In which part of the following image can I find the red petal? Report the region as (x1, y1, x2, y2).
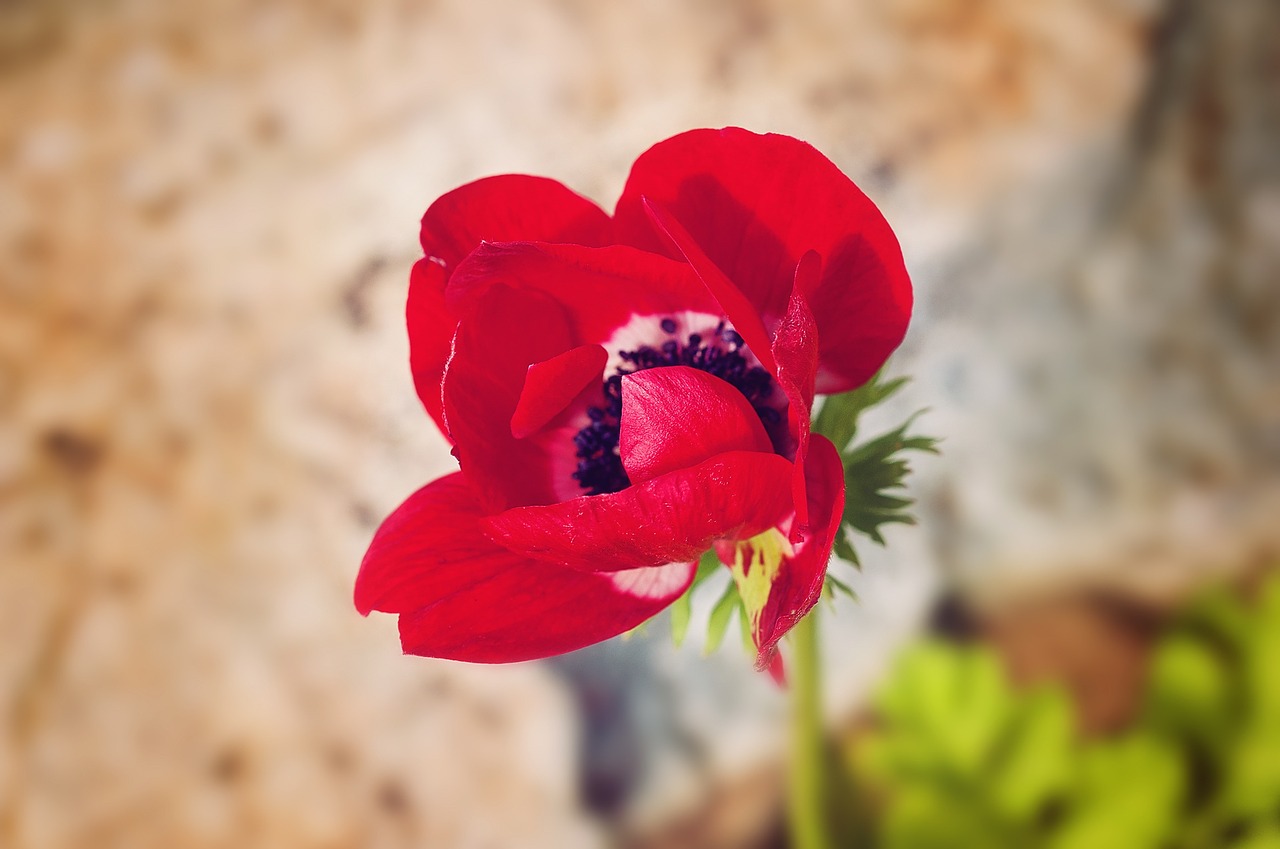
(407, 257, 453, 435)
(620, 366, 772, 483)
(399, 559, 695, 663)
(615, 127, 911, 391)
(767, 652, 787, 686)
(356, 473, 693, 662)
(420, 174, 612, 272)
(447, 242, 716, 346)
(771, 251, 822, 531)
(640, 198, 777, 374)
(409, 176, 612, 432)
(752, 434, 846, 668)
(442, 284, 577, 511)
(484, 450, 795, 572)
(355, 473, 504, 617)
(511, 345, 607, 439)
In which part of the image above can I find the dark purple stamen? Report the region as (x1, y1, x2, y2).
(572, 318, 778, 496)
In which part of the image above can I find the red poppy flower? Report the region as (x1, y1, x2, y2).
(355, 128, 911, 670)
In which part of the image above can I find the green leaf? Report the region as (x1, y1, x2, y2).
(671, 550, 723, 648)
(1144, 633, 1232, 748)
(1049, 733, 1185, 849)
(841, 415, 939, 548)
(988, 687, 1076, 822)
(824, 571, 859, 602)
(943, 648, 1015, 778)
(833, 528, 862, 568)
(670, 591, 692, 648)
(1181, 584, 1253, 654)
(1232, 825, 1280, 849)
(738, 593, 756, 654)
(882, 785, 1018, 849)
(854, 642, 1082, 849)
(811, 367, 938, 568)
(1213, 575, 1280, 822)
(850, 576, 1280, 849)
(704, 580, 739, 656)
(1220, 725, 1280, 821)
(813, 369, 910, 451)
(870, 643, 1014, 782)
(1246, 574, 1280, 728)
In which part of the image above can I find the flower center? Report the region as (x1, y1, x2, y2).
(572, 317, 781, 496)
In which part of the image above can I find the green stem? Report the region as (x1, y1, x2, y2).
(789, 606, 833, 849)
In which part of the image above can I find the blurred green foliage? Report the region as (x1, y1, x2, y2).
(846, 574, 1280, 849)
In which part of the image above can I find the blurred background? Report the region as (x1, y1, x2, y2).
(1, 0, 1278, 847)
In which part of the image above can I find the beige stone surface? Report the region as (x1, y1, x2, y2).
(10, 0, 1274, 846)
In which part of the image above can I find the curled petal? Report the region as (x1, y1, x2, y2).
(483, 450, 795, 572)
(356, 473, 693, 662)
(771, 251, 822, 530)
(511, 345, 607, 439)
(620, 366, 772, 483)
(447, 242, 717, 346)
(615, 127, 911, 391)
(725, 434, 846, 669)
(640, 198, 777, 373)
(442, 284, 577, 511)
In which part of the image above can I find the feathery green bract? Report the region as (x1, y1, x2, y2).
(813, 372, 909, 453)
(813, 370, 938, 569)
